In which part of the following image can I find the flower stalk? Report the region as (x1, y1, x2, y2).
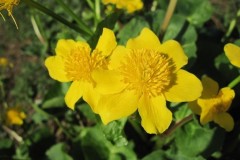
(159, 0, 178, 38)
(228, 75, 240, 89)
(22, 0, 92, 38)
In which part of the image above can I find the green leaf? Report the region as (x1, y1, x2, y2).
(46, 143, 73, 160)
(145, 9, 165, 36)
(80, 127, 111, 160)
(118, 16, 150, 45)
(175, 120, 225, 157)
(142, 150, 167, 160)
(110, 144, 137, 160)
(102, 118, 128, 146)
(0, 138, 12, 149)
(42, 96, 65, 109)
(176, 0, 213, 27)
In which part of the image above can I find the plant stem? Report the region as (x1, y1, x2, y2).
(94, 0, 101, 27)
(22, 0, 92, 37)
(2, 125, 23, 143)
(228, 75, 240, 88)
(159, 0, 178, 38)
(54, 0, 93, 35)
(164, 114, 193, 136)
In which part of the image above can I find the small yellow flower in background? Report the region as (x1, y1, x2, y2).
(5, 106, 26, 126)
(224, 43, 240, 68)
(189, 76, 235, 132)
(0, 57, 9, 67)
(0, 0, 19, 28)
(102, 0, 143, 13)
(93, 28, 202, 134)
(45, 28, 117, 111)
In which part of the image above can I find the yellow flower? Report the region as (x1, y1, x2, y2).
(102, 0, 143, 13)
(224, 43, 240, 68)
(189, 76, 235, 132)
(45, 28, 117, 111)
(0, 0, 19, 28)
(5, 106, 26, 126)
(93, 28, 202, 134)
(0, 57, 9, 67)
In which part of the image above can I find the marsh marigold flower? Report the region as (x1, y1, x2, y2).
(45, 28, 117, 111)
(224, 43, 240, 68)
(93, 28, 202, 134)
(102, 0, 143, 13)
(189, 76, 235, 132)
(0, 0, 19, 28)
(5, 106, 26, 125)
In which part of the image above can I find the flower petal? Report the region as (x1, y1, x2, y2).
(82, 83, 101, 113)
(198, 98, 214, 125)
(214, 112, 234, 132)
(188, 101, 201, 115)
(138, 95, 172, 134)
(55, 39, 77, 57)
(65, 81, 84, 110)
(95, 28, 117, 56)
(224, 43, 240, 68)
(159, 40, 188, 70)
(126, 28, 161, 50)
(98, 90, 139, 124)
(109, 46, 130, 69)
(201, 75, 219, 98)
(165, 70, 202, 102)
(218, 87, 235, 112)
(45, 56, 70, 82)
(92, 70, 126, 94)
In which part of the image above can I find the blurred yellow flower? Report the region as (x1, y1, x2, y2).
(0, 0, 19, 28)
(93, 28, 202, 134)
(45, 28, 117, 111)
(189, 76, 235, 132)
(5, 106, 26, 126)
(102, 0, 143, 13)
(224, 43, 240, 68)
(0, 57, 9, 67)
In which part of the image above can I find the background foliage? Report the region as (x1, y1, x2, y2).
(0, 0, 240, 159)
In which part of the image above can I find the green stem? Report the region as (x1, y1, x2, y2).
(228, 75, 240, 88)
(54, 0, 93, 35)
(159, 0, 178, 38)
(164, 114, 193, 136)
(94, 0, 101, 26)
(22, 0, 92, 37)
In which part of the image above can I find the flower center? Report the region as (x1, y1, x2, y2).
(119, 49, 176, 97)
(64, 46, 108, 83)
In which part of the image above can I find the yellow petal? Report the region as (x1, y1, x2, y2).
(82, 83, 101, 113)
(98, 90, 139, 124)
(92, 70, 126, 94)
(201, 75, 219, 98)
(138, 95, 172, 134)
(165, 70, 202, 102)
(45, 56, 70, 82)
(126, 28, 161, 50)
(109, 46, 130, 69)
(55, 39, 77, 57)
(218, 87, 235, 112)
(65, 81, 84, 110)
(95, 28, 117, 56)
(159, 40, 188, 70)
(198, 98, 214, 125)
(224, 43, 240, 68)
(214, 112, 234, 132)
